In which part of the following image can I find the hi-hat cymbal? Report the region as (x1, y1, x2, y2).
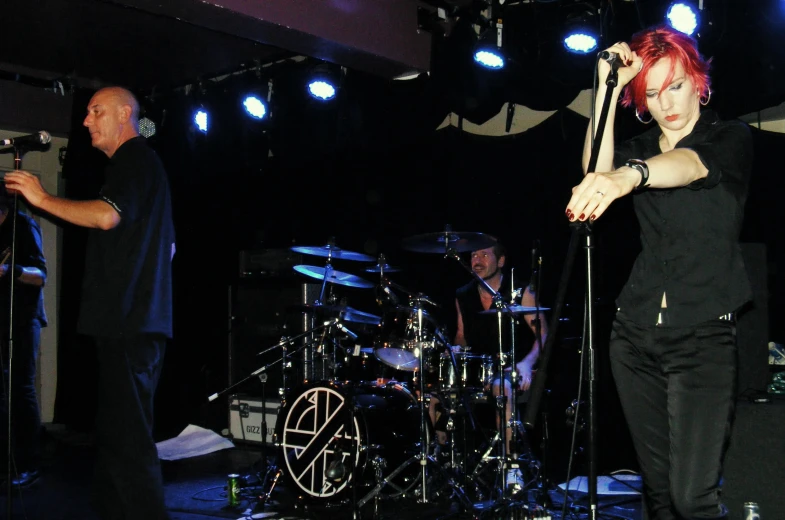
(293, 265, 374, 288)
(364, 263, 401, 273)
(291, 244, 374, 262)
(478, 305, 550, 315)
(402, 231, 497, 253)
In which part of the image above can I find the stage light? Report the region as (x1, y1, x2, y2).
(242, 95, 267, 120)
(194, 109, 208, 133)
(473, 23, 505, 70)
(307, 80, 337, 101)
(666, 2, 700, 36)
(564, 32, 598, 54)
(563, 9, 600, 55)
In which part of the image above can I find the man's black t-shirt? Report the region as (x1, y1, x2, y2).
(77, 137, 174, 338)
(455, 277, 533, 362)
(0, 211, 47, 327)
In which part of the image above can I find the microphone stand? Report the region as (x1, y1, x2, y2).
(6, 147, 24, 510)
(524, 56, 618, 520)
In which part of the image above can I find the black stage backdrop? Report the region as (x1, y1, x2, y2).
(53, 84, 784, 480)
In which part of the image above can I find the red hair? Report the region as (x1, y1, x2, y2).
(620, 25, 711, 114)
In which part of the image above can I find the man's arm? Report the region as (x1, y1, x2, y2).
(5, 171, 120, 230)
(454, 299, 467, 347)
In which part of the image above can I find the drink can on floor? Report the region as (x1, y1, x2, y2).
(744, 502, 760, 520)
(227, 473, 240, 507)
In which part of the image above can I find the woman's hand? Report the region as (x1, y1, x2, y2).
(598, 42, 643, 89)
(566, 168, 640, 222)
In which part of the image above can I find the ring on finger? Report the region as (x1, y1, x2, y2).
(596, 190, 605, 196)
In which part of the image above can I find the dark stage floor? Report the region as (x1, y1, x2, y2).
(3, 396, 781, 520)
(0, 424, 644, 520)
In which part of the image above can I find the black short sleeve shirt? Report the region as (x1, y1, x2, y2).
(613, 110, 753, 327)
(77, 137, 175, 338)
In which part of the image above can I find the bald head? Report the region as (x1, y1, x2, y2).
(84, 86, 141, 157)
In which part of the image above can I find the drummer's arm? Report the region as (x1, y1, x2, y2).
(454, 299, 468, 347)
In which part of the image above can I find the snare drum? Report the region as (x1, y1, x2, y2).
(438, 351, 494, 390)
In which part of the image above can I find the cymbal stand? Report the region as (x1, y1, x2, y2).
(207, 320, 336, 404)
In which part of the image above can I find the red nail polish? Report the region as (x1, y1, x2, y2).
(569, 214, 575, 222)
(579, 213, 585, 220)
(590, 214, 597, 221)
(565, 209, 571, 217)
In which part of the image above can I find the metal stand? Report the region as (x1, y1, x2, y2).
(523, 55, 620, 519)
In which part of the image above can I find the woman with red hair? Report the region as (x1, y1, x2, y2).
(566, 25, 753, 520)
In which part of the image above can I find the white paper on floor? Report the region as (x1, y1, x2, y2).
(156, 424, 235, 461)
(558, 474, 642, 495)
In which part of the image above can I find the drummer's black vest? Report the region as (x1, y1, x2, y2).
(455, 277, 533, 362)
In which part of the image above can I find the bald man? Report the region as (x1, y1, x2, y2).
(6, 86, 175, 520)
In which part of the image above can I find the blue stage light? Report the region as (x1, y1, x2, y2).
(307, 80, 337, 101)
(242, 95, 267, 119)
(474, 48, 505, 70)
(666, 2, 700, 36)
(564, 32, 599, 54)
(194, 109, 208, 133)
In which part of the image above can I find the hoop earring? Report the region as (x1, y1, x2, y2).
(700, 89, 711, 106)
(635, 109, 653, 124)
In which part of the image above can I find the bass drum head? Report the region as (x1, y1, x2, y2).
(277, 381, 420, 503)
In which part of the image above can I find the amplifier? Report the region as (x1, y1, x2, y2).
(228, 394, 280, 445)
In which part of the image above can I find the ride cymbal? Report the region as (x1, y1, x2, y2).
(293, 265, 374, 288)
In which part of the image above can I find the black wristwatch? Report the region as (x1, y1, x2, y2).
(625, 159, 649, 190)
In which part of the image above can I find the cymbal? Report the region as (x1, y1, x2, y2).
(364, 263, 401, 273)
(289, 303, 382, 325)
(402, 231, 497, 253)
(343, 308, 382, 325)
(293, 265, 374, 288)
(478, 305, 550, 315)
(291, 244, 374, 262)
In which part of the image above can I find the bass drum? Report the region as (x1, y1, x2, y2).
(277, 381, 421, 503)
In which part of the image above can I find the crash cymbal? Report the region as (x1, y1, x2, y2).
(401, 231, 497, 254)
(293, 265, 374, 288)
(291, 244, 374, 262)
(478, 305, 550, 315)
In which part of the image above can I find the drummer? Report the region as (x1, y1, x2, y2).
(431, 240, 547, 485)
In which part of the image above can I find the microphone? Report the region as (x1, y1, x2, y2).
(336, 322, 358, 340)
(1, 131, 51, 147)
(598, 51, 623, 72)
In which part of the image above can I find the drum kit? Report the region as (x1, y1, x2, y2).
(225, 231, 553, 518)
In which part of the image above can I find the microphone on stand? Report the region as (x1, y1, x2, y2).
(0, 131, 51, 147)
(324, 435, 348, 483)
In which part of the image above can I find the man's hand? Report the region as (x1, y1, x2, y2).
(0, 265, 8, 278)
(4, 171, 50, 209)
(517, 360, 533, 390)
